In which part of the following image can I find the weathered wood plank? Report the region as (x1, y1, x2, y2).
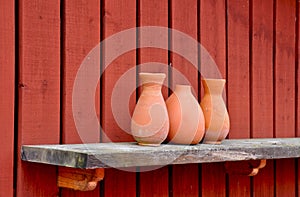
(22, 138, 300, 169)
(17, 0, 60, 196)
(138, 0, 169, 196)
(227, 0, 251, 196)
(251, 0, 274, 196)
(200, 0, 227, 196)
(0, 0, 14, 196)
(62, 0, 100, 196)
(102, 0, 137, 196)
(275, 1, 296, 196)
(170, 0, 199, 196)
(297, 1, 300, 196)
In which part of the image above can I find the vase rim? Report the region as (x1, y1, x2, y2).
(202, 78, 226, 82)
(139, 72, 166, 85)
(139, 72, 166, 78)
(175, 84, 191, 87)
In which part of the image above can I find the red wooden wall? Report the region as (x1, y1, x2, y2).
(0, 0, 299, 196)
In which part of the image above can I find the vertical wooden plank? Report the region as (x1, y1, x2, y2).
(200, 0, 226, 196)
(138, 0, 169, 196)
(171, 0, 199, 196)
(251, 0, 275, 196)
(0, 1, 14, 196)
(139, 168, 169, 197)
(62, 0, 100, 196)
(17, 0, 60, 196)
(275, 0, 296, 196)
(102, 0, 136, 196)
(227, 0, 251, 196)
(297, 1, 300, 196)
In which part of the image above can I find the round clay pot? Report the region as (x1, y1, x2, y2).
(131, 73, 169, 146)
(200, 78, 230, 144)
(166, 85, 205, 144)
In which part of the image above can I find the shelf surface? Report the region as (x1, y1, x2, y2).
(21, 138, 300, 169)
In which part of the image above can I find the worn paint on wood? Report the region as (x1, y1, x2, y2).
(227, 0, 251, 196)
(251, 0, 275, 196)
(275, 0, 296, 196)
(0, 1, 14, 196)
(200, 0, 227, 196)
(170, 0, 199, 196)
(17, 0, 60, 196)
(61, 0, 101, 196)
(21, 138, 300, 169)
(102, 0, 137, 196)
(138, 0, 169, 196)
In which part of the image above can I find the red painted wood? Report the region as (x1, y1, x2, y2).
(201, 163, 226, 197)
(102, 0, 136, 196)
(275, 0, 296, 196)
(17, 0, 60, 196)
(172, 164, 199, 197)
(62, 0, 100, 196)
(139, 167, 169, 197)
(251, 0, 274, 196)
(200, 0, 226, 79)
(298, 2, 300, 196)
(0, 1, 14, 196)
(171, 0, 199, 196)
(227, 0, 251, 196)
(200, 0, 226, 196)
(138, 0, 169, 196)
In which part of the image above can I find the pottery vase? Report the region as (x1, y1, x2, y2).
(200, 78, 230, 144)
(166, 85, 205, 144)
(131, 73, 169, 146)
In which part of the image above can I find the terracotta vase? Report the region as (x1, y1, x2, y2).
(166, 85, 205, 144)
(131, 73, 169, 146)
(200, 78, 230, 144)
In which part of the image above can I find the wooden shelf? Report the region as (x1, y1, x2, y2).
(21, 138, 300, 169)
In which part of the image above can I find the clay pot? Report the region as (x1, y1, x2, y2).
(200, 78, 230, 144)
(166, 85, 205, 144)
(131, 73, 169, 146)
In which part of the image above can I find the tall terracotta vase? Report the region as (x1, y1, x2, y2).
(131, 73, 169, 146)
(166, 85, 205, 144)
(200, 78, 230, 144)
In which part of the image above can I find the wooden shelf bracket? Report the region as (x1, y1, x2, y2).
(225, 159, 267, 176)
(58, 167, 104, 191)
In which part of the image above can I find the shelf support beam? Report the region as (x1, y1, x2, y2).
(225, 159, 266, 176)
(58, 167, 104, 191)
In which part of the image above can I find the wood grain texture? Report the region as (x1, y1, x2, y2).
(62, 0, 100, 196)
(102, 0, 136, 196)
(0, 1, 14, 196)
(251, 0, 274, 196)
(170, 0, 199, 196)
(21, 138, 300, 168)
(17, 0, 60, 196)
(275, 0, 296, 196)
(138, 0, 169, 196)
(227, 0, 251, 196)
(200, 0, 226, 196)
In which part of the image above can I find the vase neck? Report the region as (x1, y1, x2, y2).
(174, 85, 192, 94)
(139, 72, 166, 86)
(143, 83, 162, 90)
(202, 79, 225, 95)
